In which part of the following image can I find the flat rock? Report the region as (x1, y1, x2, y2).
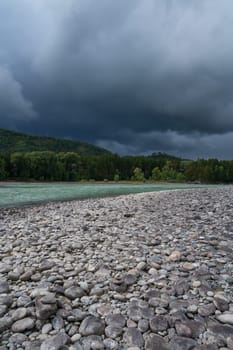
(0, 316, 13, 332)
(11, 317, 35, 333)
(0, 280, 9, 294)
(208, 323, 233, 338)
(123, 328, 144, 348)
(80, 335, 104, 349)
(182, 263, 195, 271)
(0, 264, 12, 273)
(0, 305, 7, 317)
(150, 315, 168, 332)
(79, 316, 105, 336)
(214, 294, 230, 312)
(169, 336, 197, 350)
(64, 286, 86, 300)
(35, 297, 57, 320)
(40, 332, 69, 350)
(12, 307, 28, 321)
(0, 294, 13, 307)
(198, 304, 216, 317)
(105, 314, 126, 328)
(9, 333, 27, 344)
(145, 334, 169, 350)
(175, 320, 205, 339)
(216, 313, 233, 325)
(105, 325, 123, 339)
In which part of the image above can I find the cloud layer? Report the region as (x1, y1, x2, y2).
(1, 0, 233, 158)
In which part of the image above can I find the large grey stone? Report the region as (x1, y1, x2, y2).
(40, 332, 69, 350)
(0, 264, 11, 273)
(9, 333, 27, 344)
(0, 316, 12, 332)
(169, 336, 197, 350)
(175, 320, 205, 339)
(0, 280, 9, 294)
(0, 305, 7, 317)
(123, 328, 144, 348)
(81, 335, 104, 349)
(35, 297, 57, 320)
(150, 316, 168, 332)
(216, 313, 233, 325)
(105, 325, 123, 339)
(79, 316, 105, 336)
(12, 307, 28, 321)
(145, 334, 169, 350)
(198, 304, 216, 317)
(0, 294, 13, 306)
(214, 294, 230, 312)
(105, 314, 126, 328)
(11, 317, 35, 333)
(64, 286, 85, 300)
(207, 323, 233, 340)
(52, 315, 64, 330)
(195, 345, 218, 350)
(17, 295, 32, 307)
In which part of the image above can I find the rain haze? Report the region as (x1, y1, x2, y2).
(1, 0, 233, 158)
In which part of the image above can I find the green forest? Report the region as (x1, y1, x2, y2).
(0, 151, 233, 183)
(0, 128, 232, 183)
(0, 128, 109, 155)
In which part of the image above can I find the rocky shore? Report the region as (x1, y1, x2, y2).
(0, 187, 232, 350)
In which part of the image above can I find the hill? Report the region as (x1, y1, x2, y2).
(0, 128, 110, 155)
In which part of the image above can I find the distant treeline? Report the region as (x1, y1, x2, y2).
(0, 151, 233, 183)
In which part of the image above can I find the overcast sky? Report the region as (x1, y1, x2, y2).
(0, 0, 233, 158)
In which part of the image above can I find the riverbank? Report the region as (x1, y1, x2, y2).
(0, 182, 213, 208)
(0, 188, 233, 349)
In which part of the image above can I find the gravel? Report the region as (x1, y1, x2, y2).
(0, 187, 232, 349)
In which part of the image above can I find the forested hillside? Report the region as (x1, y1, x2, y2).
(0, 150, 232, 183)
(0, 128, 109, 155)
(0, 129, 232, 183)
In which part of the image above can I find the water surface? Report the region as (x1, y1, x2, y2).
(0, 182, 215, 208)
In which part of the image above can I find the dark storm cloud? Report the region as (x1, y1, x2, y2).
(97, 131, 233, 160)
(1, 0, 233, 158)
(0, 66, 37, 124)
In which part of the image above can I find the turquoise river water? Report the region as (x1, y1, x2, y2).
(0, 182, 217, 208)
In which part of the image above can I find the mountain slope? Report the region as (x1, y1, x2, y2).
(0, 128, 110, 155)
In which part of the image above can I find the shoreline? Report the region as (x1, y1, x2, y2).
(0, 187, 194, 212)
(0, 187, 233, 349)
(0, 183, 225, 211)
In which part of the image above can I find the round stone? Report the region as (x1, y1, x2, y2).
(216, 313, 233, 325)
(64, 286, 86, 300)
(11, 317, 35, 333)
(168, 251, 181, 262)
(12, 307, 27, 321)
(182, 263, 195, 270)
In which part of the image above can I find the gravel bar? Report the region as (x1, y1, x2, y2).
(0, 187, 233, 350)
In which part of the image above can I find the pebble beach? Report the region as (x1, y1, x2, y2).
(0, 187, 233, 350)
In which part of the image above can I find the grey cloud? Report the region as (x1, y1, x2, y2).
(0, 66, 37, 124)
(0, 0, 233, 157)
(98, 131, 233, 160)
